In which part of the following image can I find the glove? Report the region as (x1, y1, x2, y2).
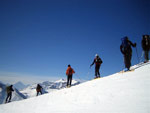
(134, 43, 136, 47)
(90, 65, 92, 68)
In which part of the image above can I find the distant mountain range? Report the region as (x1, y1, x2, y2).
(20, 79, 80, 98)
(0, 79, 80, 104)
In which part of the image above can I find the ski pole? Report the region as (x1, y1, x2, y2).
(122, 57, 125, 74)
(86, 69, 91, 80)
(75, 74, 82, 81)
(140, 51, 144, 63)
(135, 47, 140, 63)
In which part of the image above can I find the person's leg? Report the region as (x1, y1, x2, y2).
(97, 65, 100, 77)
(69, 75, 72, 86)
(128, 54, 132, 69)
(37, 92, 39, 96)
(67, 75, 69, 86)
(5, 94, 9, 103)
(8, 93, 12, 102)
(124, 55, 131, 70)
(145, 51, 149, 61)
(148, 51, 149, 61)
(40, 90, 42, 95)
(95, 67, 98, 78)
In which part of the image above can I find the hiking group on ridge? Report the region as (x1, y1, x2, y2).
(120, 35, 150, 71)
(4, 35, 150, 103)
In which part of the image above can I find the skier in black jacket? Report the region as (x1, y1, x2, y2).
(142, 35, 150, 63)
(36, 84, 43, 96)
(120, 37, 136, 71)
(5, 85, 14, 103)
(90, 54, 103, 78)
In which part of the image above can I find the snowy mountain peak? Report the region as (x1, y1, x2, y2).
(14, 81, 28, 90)
(55, 79, 66, 83)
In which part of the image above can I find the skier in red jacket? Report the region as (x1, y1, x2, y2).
(66, 65, 75, 87)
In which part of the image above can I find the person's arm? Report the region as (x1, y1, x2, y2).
(120, 45, 124, 54)
(90, 59, 95, 67)
(40, 85, 42, 88)
(129, 40, 136, 47)
(72, 69, 75, 74)
(66, 68, 69, 75)
(11, 87, 14, 92)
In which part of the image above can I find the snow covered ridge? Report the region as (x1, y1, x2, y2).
(0, 62, 149, 113)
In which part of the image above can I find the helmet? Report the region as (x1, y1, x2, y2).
(95, 54, 99, 57)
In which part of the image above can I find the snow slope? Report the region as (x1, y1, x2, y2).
(0, 62, 150, 113)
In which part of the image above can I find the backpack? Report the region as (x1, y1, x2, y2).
(68, 68, 73, 75)
(95, 57, 102, 65)
(121, 37, 130, 52)
(6, 86, 10, 93)
(145, 37, 150, 46)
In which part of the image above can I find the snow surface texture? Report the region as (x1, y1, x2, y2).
(0, 62, 150, 113)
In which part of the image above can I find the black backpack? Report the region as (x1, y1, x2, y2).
(121, 37, 130, 52)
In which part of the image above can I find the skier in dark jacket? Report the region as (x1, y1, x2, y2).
(141, 35, 150, 63)
(120, 37, 136, 71)
(66, 65, 75, 87)
(36, 84, 42, 96)
(5, 85, 14, 103)
(90, 54, 103, 79)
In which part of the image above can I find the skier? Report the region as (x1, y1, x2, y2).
(120, 36, 136, 71)
(66, 65, 75, 87)
(90, 54, 103, 79)
(36, 84, 43, 96)
(5, 85, 14, 103)
(141, 35, 150, 63)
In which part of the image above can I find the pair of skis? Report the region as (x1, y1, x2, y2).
(119, 69, 135, 74)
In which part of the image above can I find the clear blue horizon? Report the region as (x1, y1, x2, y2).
(0, 0, 149, 84)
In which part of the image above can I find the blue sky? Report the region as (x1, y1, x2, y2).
(0, 0, 149, 84)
